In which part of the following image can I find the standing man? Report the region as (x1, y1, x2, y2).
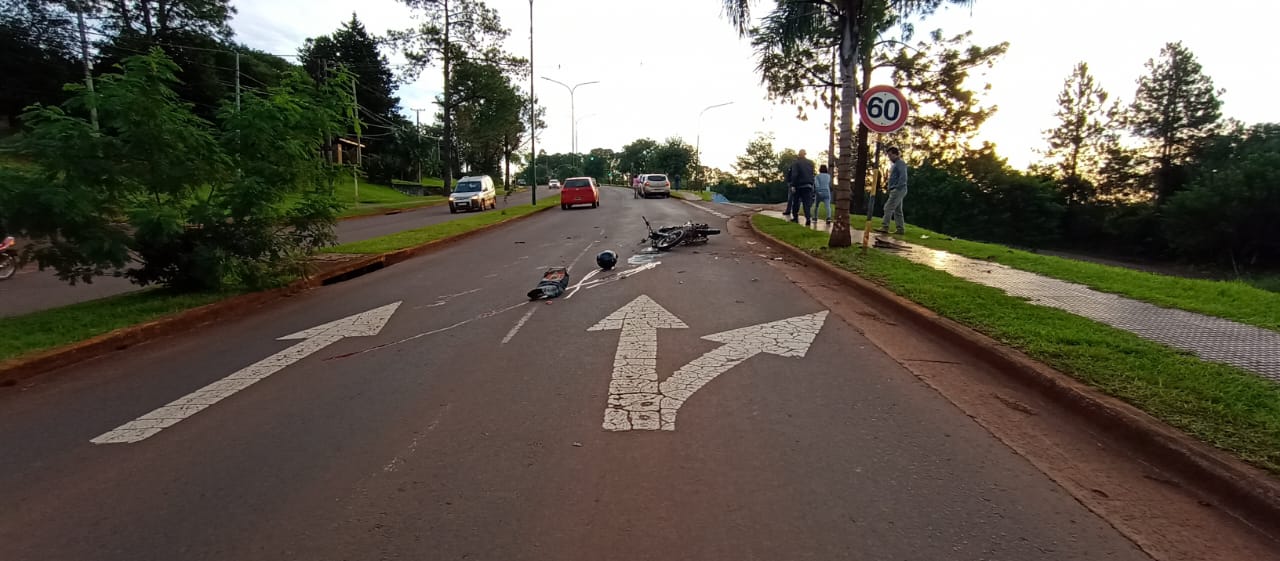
(877, 146, 908, 235)
(786, 149, 817, 226)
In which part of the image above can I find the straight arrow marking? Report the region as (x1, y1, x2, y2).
(588, 295, 687, 431)
(91, 302, 402, 445)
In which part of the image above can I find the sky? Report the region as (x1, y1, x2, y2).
(231, 0, 1280, 171)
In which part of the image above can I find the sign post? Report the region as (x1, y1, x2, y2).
(858, 85, 910, 252)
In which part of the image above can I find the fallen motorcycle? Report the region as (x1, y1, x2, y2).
(642, 216, 720, 251)
(0, 236, 16, 280)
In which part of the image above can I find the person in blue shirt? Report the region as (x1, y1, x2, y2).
(814, 164, 833, 223)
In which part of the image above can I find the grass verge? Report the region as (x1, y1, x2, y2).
(325, 194, 561, 255)
(0, 290, 232, 363)
(847, 214, 1280, 332)
(756, 214, 1280, 474)
(335, 176, 445, 218)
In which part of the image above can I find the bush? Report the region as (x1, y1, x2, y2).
(712, 180, 789, 204)
(1163, 124, 1280, 270)
(0, 49, 350, 290)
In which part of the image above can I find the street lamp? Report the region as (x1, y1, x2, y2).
(529, 0, 536, 205)
(541, 77, 599, 154)
(696, 101, 734, 190)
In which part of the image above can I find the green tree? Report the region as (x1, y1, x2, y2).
(0, 0, 80, 127)
(618, 138, 659, 177)
(886, 29, 1007, 162)
(0, 49, 351, 290)
(584, 147, 617, 183)
(1127, 41, 1223, 205)
(1041, 62, 1115, 205)
(450, 59, 525, 180)
(300, 13, 400, 123)
(735, 133, 779, 186)
(1163, 123, 1280, 270)
(651, 137, 696, 184)
(391, 0, 521, 192)
(98, 0, 236, 39)
(723, 0, 974, 247)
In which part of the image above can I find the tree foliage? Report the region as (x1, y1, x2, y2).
(1127, 41, 1223, 204)
(1041, 62, 1115, 204)
(735, 133, 781, 186)
(299, 13, 400, 123)
(1163, 123, 1280, 270)
(0, 0, 81, 127)
(391, 0, 522, 190)
(0, 50, 351, 290)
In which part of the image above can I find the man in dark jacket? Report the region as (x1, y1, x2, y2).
(785, 149, 817, 225)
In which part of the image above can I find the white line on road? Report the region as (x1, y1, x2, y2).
(92, 302, 403, 444)
(589, 295, 688, 431)
(501, 307, 538, 345)
(679, 199, 731, 219)
(327, 301, 529, 360)
(565, 268, 602, 299)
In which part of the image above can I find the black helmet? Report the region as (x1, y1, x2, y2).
(596, 250, 618, 270)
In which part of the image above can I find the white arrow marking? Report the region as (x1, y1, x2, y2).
(656, 311, 827, 430)
(91, 302, 402, 444)
(588, 295, 688, 431)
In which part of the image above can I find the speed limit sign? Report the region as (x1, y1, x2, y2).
(859, 85, 910, 133)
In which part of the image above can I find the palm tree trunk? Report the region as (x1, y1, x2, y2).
(829, 0, 863, 247)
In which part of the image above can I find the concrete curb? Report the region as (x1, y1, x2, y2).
(747, 216, 1280, 538)
(0, 201, 558, 384)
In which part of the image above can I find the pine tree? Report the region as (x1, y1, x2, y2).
(1042, 62, 1114, 205)
(300, 13, 400, 124)
(1127, 41, 1223, 205)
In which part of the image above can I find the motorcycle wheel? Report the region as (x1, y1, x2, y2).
(653, 228, 686, 251)
(0, 253, 16, 280)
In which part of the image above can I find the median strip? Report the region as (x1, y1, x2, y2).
(0, 196, 560, 382)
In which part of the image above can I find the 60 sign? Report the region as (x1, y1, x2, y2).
(859, 85, 910, 133)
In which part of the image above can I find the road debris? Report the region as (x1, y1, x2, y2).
(527, 267, 570, 300)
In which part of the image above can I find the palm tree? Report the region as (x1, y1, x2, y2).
(723, 0, 971, 247)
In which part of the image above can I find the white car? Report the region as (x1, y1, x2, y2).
(638, 174, 671, 198)
(449, 175, 498, 213)
(548, 179, 561, 189)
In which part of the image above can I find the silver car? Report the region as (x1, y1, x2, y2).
(638, 174, 671, 198)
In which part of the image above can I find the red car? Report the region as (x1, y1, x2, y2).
(561, 176, 600, 209)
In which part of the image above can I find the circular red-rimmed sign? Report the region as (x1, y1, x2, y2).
(859, 85, 910, 133)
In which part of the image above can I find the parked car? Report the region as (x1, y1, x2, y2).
(548, 179, 561, 189)
(561, 176, 600, 209)
(449, 175, 498, 213)
(638, 174, 671, 198)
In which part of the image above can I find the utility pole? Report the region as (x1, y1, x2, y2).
(352, 76, 360, 208)
(75, 3, 98, 130)
(412, 108, 427, 184)
(529, 0, 536, 205)
(235, 52, 241, 112)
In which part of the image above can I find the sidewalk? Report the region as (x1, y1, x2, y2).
(762, 211, 1280, 381)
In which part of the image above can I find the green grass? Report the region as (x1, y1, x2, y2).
(335, 176, 446, 218)
(0, 289, 233, 363)
(325, 194, 561, 254)
(756, 214, 1280, 474)
(846, 214, 1280, 332)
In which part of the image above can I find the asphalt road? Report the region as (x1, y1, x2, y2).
(0, 186, 1150, 560)
(0, 195, 523, 318)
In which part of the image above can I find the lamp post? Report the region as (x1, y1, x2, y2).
(541, 77, 599, 155)
(696, 101, 734, 189)
(529, 0, 536, 205)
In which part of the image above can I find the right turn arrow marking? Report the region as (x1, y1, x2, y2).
(657, 311, 828, 431)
